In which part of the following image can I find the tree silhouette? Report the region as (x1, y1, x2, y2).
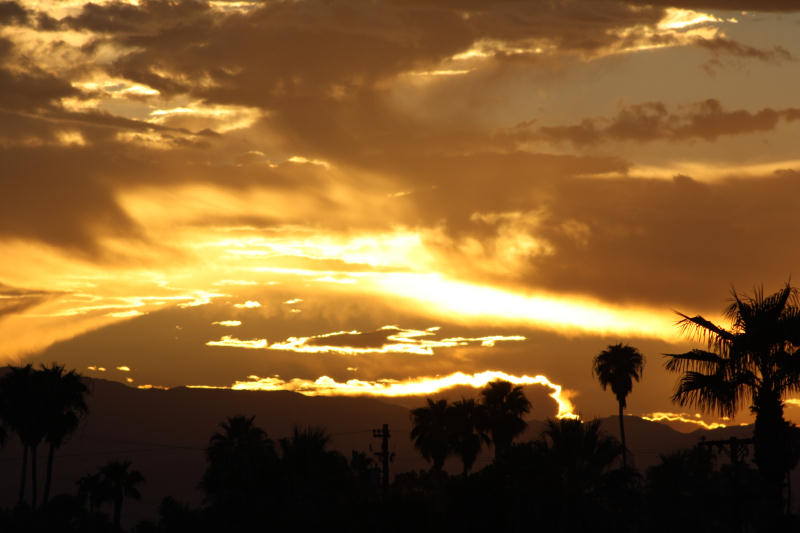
(0, 365, 46, 506)
(592, 343, 645, 468)
(201, 414, 277, 515)
(76, 471, 104, 515)
(97, 459, 144, 531)
(279, 425, 350, 521)
(446, 398, 488, 475)
(665, 283, 800, 517)
(480, 380, 531, 460)
(536, 418, 623, 532)
(410, 398, 451, 471)
(39, 364, 90, 505)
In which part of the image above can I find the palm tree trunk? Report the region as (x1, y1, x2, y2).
(113, 496, 123, 531)
(30, 443, 38, 510)
(18, 444, 28, 505)
(43, 442, 55, 505)
(618, 401, 627, 468)
(753, 391, 786, 521)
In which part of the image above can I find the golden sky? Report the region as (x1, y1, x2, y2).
(2, 0, 800, 430)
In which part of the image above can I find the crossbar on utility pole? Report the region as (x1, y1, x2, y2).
(373, 423, 391, 496)
(697, 436, 753, 466)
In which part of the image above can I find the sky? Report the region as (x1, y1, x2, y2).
(2, 0, 800, 431)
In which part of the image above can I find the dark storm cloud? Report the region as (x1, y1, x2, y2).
(0, 0, 667, 257)
(0, 39, 78, 111)
(429, 171, 800, 311)
(63, 0, 211, 34)
(528, 99, 800, 146)
(64, 0, 664, 126)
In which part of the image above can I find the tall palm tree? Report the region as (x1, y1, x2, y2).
(0, 364, 46, 506)
(39, 364, 90, 505)
(592, 343, 645, 468)
(665, 283, 800, 516)
(201, 415, 277, 511)
(410, 398, 451, 471)
(480, 380, 531, 460)
(98, 459, 144, 531)
(446, 398, 489, 475)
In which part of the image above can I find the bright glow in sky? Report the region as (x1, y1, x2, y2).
(2, 0, 799, 430)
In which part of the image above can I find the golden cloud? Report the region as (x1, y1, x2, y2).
(191, 370, 578, 420)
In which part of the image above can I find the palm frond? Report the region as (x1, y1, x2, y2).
(675, 312, 734, 350)
(664, 349, 724, 374)
(672, 371, 738, 417)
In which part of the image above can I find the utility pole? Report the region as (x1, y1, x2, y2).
(373, 423, 391, 496)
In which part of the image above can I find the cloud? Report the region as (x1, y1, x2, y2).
(0, 2, 28, 25)
(627, 0, 800, 12)
(206, 325, 527, 356)
(206, 335, 267, 349)
(530, 99, 800, 146)
(693, 36, 794, 62)
(0, 282, 55, 319)
(640, 411, 730, 430)
(212, 320, 242, 327)
(196, 369, 578, 419)
(233, 300, 261, 308)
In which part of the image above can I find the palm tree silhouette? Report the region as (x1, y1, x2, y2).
(538, 418, 621, 490)
(279, 425, 336, 476)
(592, 343, 645, 468)
(446, 398, 489, 475)
(206, 415, 272, 465)
(76, 471, 104, 515)
(98, 459, 144, 531)
(537, 418, 622, 531)
(410, 398, 451, 471)
(480, 380, 531, 460)
(201, 414, 277, 515)
(0, 364, 89, 508)
(0, 364, 47, 506)
(39, 364, 90, 505)
(665, 283, 800, 517)
(279, 425, 349, 513)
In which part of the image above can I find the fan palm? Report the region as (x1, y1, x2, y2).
(98, 459, 144, 531)
(446, 398, 489, 475)
(201, 415, 277, 510)
(39, 364, 90, 505)
(0, 365, 47, 506)
(410, 398, 451, 471)
(480, 380, 531, 460)
(592, 343, 645, 468)
(538, 418, 621, 494)
(536, 418, 623, 531)
(665, 283, 800, 515)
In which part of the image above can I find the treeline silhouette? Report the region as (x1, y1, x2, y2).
(1, 283, 800, 532)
